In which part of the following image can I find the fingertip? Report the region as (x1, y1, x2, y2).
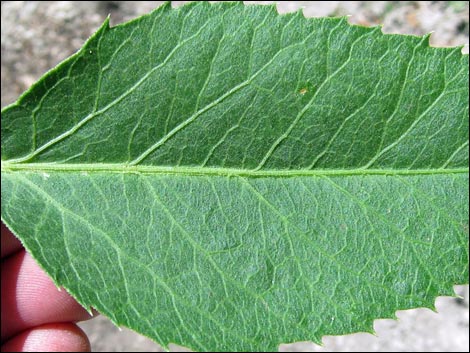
(1, 223, 22, 258)
(1, 251, 94, 340)
(1, 323, 91, 352)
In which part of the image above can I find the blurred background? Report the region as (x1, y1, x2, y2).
(1, 1, 469, 351)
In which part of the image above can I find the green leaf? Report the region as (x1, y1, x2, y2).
(1, 2, 468, 351)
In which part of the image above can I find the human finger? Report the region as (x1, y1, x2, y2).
(1, 250, 94, 341)
(1, 223, 22, 259)
(1, 322, 90, 352)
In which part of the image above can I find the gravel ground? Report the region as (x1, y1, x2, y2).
(1, 1, 469, 352)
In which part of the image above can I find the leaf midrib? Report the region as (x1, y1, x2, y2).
(1, 162, 468, 177)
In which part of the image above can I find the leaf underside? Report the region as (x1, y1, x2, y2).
(1, 2, 468, 352)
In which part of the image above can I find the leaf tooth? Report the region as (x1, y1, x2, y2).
(63, 287, 95, 315)
(372, 23, 384, 34)
(82, 304, 94, 317)
(263, 2, 279, 15)
(422, 32, 432, 47)
(176, 0, 202, 12)
(157, 1, 172, 12)
(107, 313, 122, 328)
(233, 1, 244, 6)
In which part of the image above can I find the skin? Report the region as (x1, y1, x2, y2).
(1, 223, 95, 352)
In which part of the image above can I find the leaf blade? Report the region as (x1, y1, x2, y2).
(2, 2, 468, 169)
(2, 171, 468, 351)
